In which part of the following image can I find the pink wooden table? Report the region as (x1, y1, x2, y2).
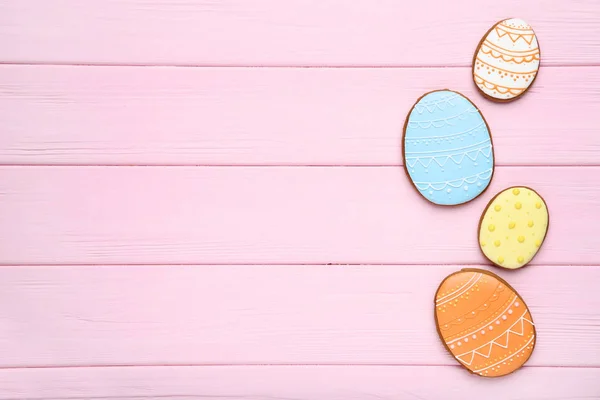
(0, 1, 599, 398)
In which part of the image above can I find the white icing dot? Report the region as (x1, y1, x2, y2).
(457, 342, 462, 346)
(447, 188, 452, 193)
(477, 182, 482, 187)
(411, 169, 415, 173)
(472, 335, 477, 339)
(502, 315, 507, 320)
(481, 330, 485, 335)
(489, 326, 493, 331)
(515, 302, 520, 307)
(495, 320, 500, 325)
(464, 338, 469, 343)
(463, 185, 468, 191)
(508, 309, 513, 315)
(450, 345, 455, 349)
(429, 190, 433, 195)
(472, 311, 475, 314)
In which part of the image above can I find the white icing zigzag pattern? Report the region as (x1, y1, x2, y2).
(413, 94, 459, 114)
(455, 310, 534, 367)
(406, 139, 492, 168)
(407, 122, 487, 143)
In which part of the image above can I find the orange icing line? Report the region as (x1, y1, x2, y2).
(479, 47, 539, 64)
(495, 26, 535, 44)
(474, 57, 538, 75)
(483, 40, 539, 55)
(474, 75, 526, 95)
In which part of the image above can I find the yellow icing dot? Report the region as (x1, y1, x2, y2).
(528, 220, 534, 227)
(535, 202, 542, 209)
(515, 202, 522, 210)
(508, 222, 516, 229)
(512, 188, 520, 195)
(518, 236, 525, 243)
(535, 240, 541, 247)
(488, 224, 495, 232)
(517, 256, 524, 263)
(498, 256, 505, 264)
(494, 240, 501, 247)
(481, 241, 486, 247)
(494, 205, 502, 212)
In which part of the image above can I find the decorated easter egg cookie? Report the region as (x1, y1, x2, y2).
(434, 268, 536, 377)
(403, 90, 494, 206)
(473, 18, 540, 102)
(478, 187, 549, 269)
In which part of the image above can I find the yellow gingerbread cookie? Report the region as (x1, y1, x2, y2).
(478, 187, 549, 269)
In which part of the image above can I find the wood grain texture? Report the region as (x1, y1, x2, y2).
(0, 166, 598, 265)
(1, 365, 598, 400)
(1, 65, 599, 166)
(0, 0, 599, 66)
(0, 264, 598, 367)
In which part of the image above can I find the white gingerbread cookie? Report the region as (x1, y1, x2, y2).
(473, 18, 540, 102)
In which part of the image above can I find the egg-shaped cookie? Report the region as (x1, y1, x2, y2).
(473, 18, 540, 101)
(403, 90, 494, 206)
(435, 268, 536, 377)
(479, 187, 549, 269)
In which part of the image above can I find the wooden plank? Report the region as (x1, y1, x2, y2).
(0, 1, 598, 66)
(0, 365, 598, 400)
(0, 65, 599, 166)
(0, 166, 598, 265)
(0, 264, 598, 367)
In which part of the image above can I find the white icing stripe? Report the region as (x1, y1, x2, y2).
(419, 94, 459, 106)
(446, 294, 517, 345)
(406, 146, 492, 169)
(476, 296, 519, 333)
(436, 273, 479, 303)
(452, 309, 529, 350)
(414, 95, 459, 114)
(405, 139, 491, 155)
(407, 108, 479, 129)
(407, 122, 486, 141)
(436, 273, 482, 306)
(413, 169, 493, 190)
(472, 335, 535, 373)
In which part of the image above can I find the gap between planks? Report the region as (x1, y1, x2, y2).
(2, 62, 600, 69)
(2, 263, 600, 267)
(0, 165, 599, 168)
(0, 364, 598, 370)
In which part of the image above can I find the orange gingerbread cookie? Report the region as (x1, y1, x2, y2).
(434, 268, 536, 377)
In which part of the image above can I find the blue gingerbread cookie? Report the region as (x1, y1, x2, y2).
(403, 90, 494, 206)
